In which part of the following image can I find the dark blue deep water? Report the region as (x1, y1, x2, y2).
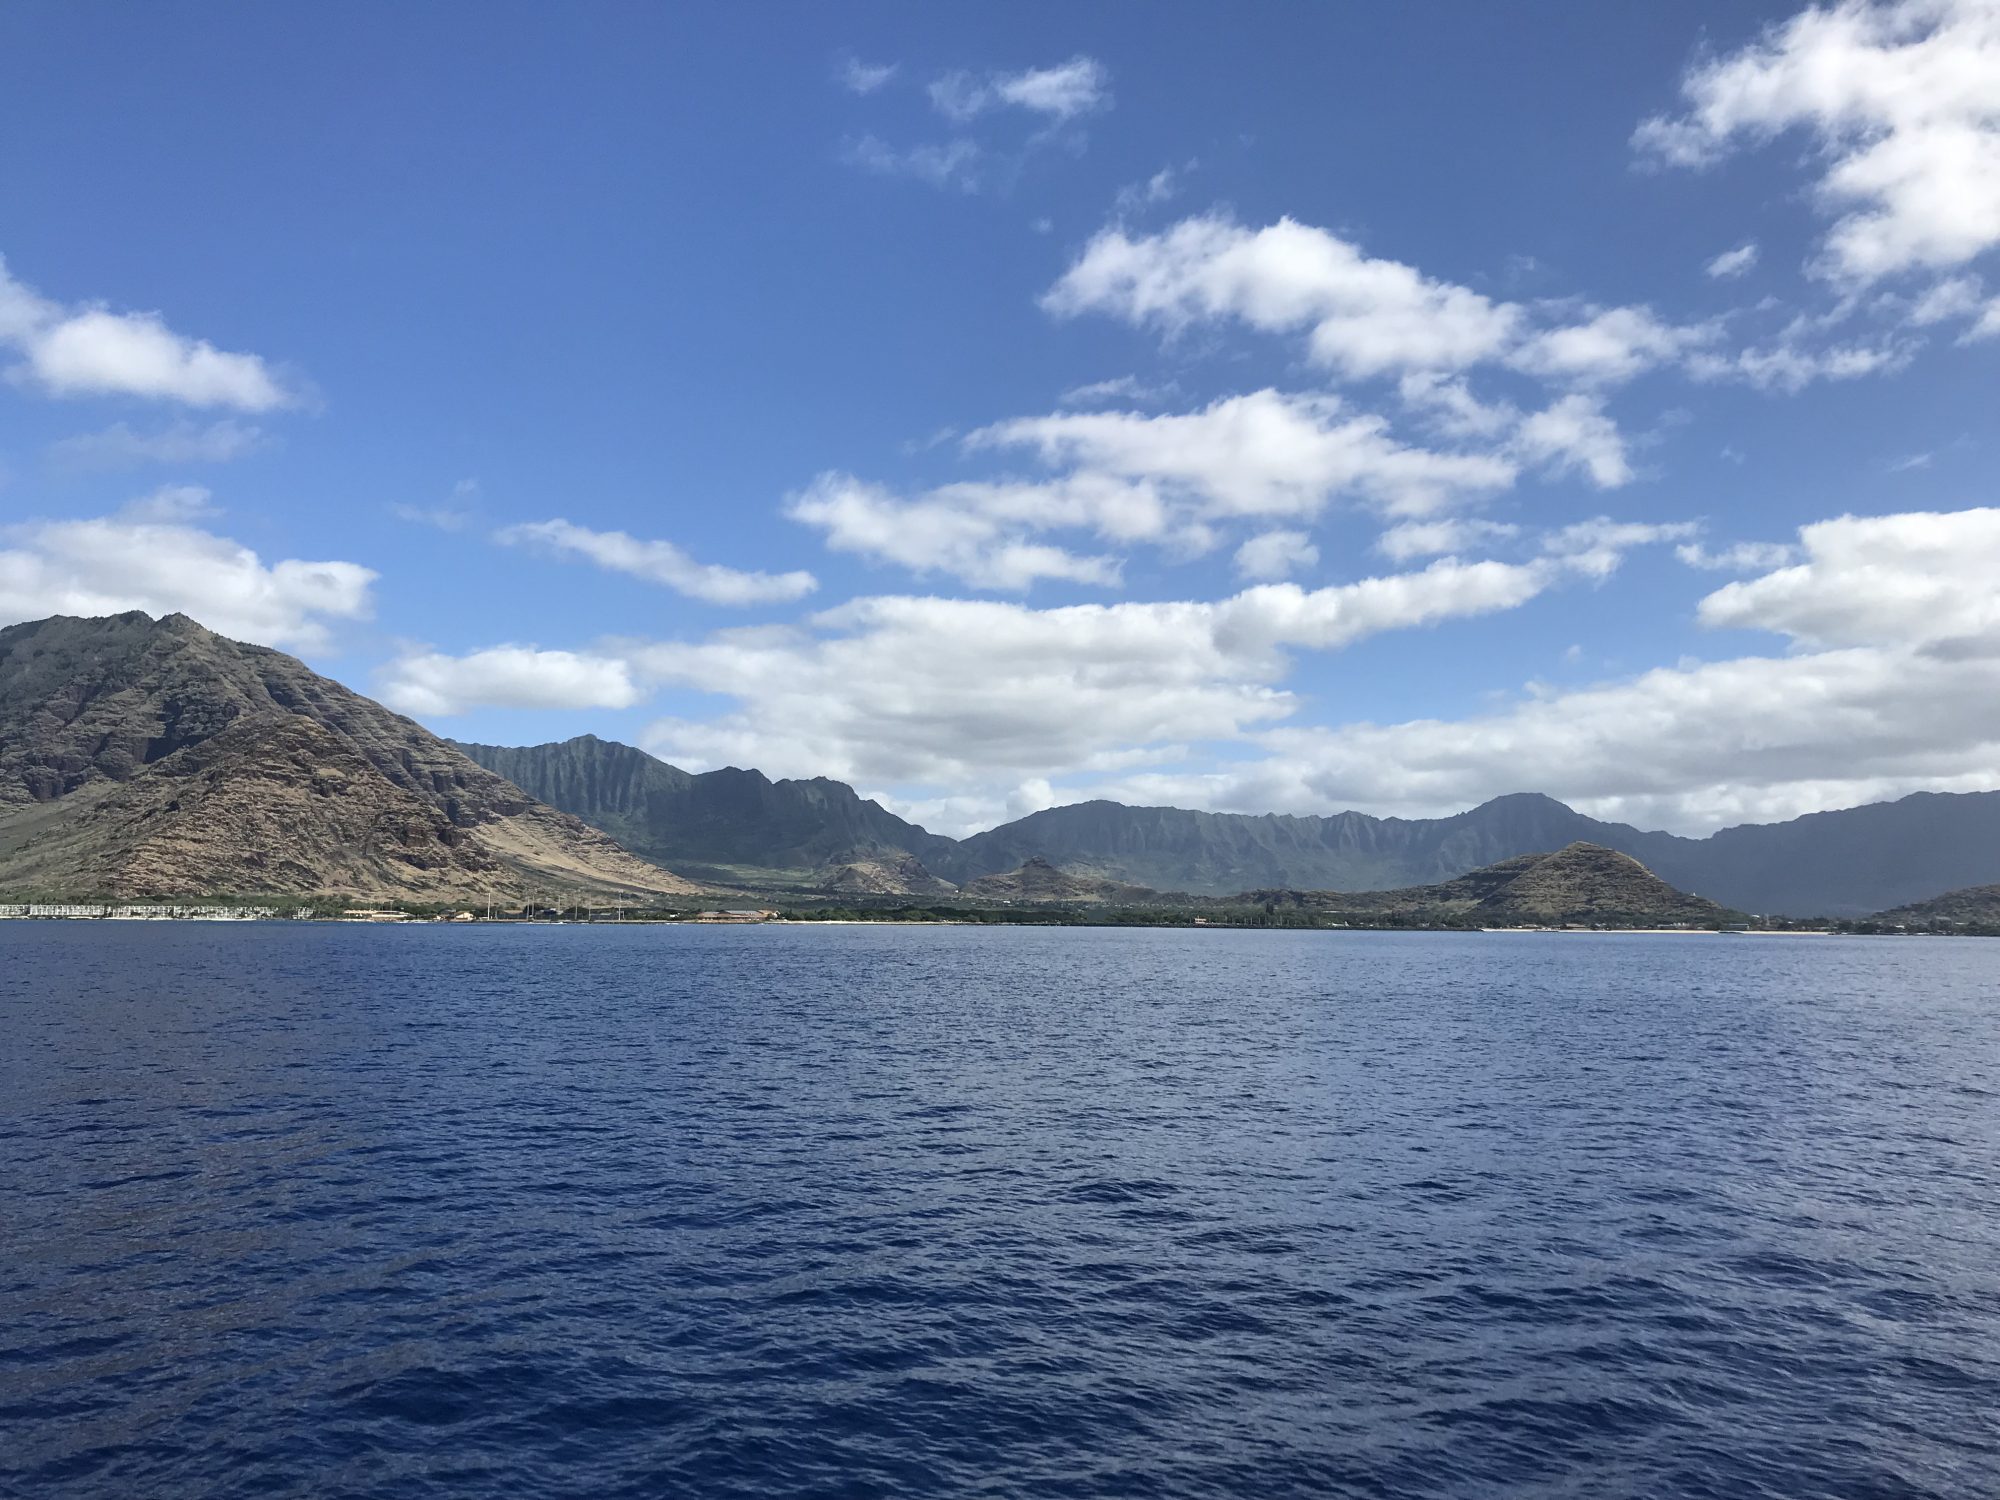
(3, 925, 1998, 1499)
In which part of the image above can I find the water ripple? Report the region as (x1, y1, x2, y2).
(2, 924, 1998, 1498)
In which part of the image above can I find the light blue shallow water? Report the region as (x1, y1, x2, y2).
(2, 923, 1997, 1498)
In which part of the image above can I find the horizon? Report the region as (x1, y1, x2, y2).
(5, 2, 2000, 837)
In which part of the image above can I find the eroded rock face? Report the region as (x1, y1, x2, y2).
(818, 853, 957, 896)
(0, 612, 698, 900)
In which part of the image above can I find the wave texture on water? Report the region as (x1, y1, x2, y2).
(3, 924, 1998, 1498)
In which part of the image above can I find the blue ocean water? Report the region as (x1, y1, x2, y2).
(2, 924, 1997, 1499)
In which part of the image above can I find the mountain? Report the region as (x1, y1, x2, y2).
(452, 734, 955, 884)
(959, 856, 1160, 905)
(1248, 843, 1739, 927)
(819, 853, 957, 896)
(0, 613, 696, 901)
(930, 791, 2000, 917)
(930, 792, 1636, 893)
(1871, 883, 2000, 927)
(449, 734, 2000, 917)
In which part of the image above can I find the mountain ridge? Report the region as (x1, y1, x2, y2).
(457, 734, 2000, 916)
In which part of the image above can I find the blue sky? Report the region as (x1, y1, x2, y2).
(4, 0, 1999, 835)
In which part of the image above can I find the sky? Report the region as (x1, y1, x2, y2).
(3, 0, 1999, 837)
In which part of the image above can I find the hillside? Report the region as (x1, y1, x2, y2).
(1871, 884, 2000, 927)
(818, 853, 957, 896)
(1247, 843, 1738, 927)
(959, 856, 1160, 905)
(453, 734, 955, 884)
(0, 613, 696, 901)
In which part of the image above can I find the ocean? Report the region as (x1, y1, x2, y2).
(3, 923, 1997, 1498)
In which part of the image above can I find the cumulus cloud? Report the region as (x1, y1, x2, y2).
(971, 389, 1518, 520)
(1695, 506, 2000, 647)
(496, 518, 817, 605)
(1636, 0, 2000, 283)
(1091, 505, 2000, 834)
(377, 646, 641, 716)
(929, 56, 1109, 122)
(1509, 305, 1718, 385)
(1510, 394, 1636, 487)
(0, 255, 294, 410)
(786, 387, 1637, 589)
(613, 536, 1691, 829)
(1706, 242, 1762, 278)
(1233, 529, 1319, 581)
(786, 471, 1124, 590)
(1044, 215, 1522, 379)
(45, 418, 267, 471)
(0, 510, 373, 649)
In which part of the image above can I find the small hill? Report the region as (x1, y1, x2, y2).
(1242, 843, 1737, 927)
(0, 612, 697, 901)
(959, 856, 1160, 905)
(1469, 842, 1735, 925)
(1872, 884, 2000, 926)
(818, 853, 957, 896)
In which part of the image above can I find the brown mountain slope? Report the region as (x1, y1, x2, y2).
(818, 853, 958, 896)
(1243, 843, 1738, 926)
(0, 612, 696, 900)
(960, 856, 1160, 905)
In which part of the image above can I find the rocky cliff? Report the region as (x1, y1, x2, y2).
(0, 613, 696, 900)
(453, 733, 956, 882)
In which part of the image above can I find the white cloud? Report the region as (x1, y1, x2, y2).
(1696, 506, 2000, 646)
(497, 518, 817, 605)
(1113, 640, 2000, 836)
(1706, 242, 1762, 278)
(378, 647, 641, 716)
(1044, 215, 1522, 379)
(1687, 335, 1914, 390)
(785, 471, 1124, 590)
(1907, 273, 1986, 323)
(1510, 305, 1717, 385)
(1636, 0, 2000, 283)
(837, 56, 898, 94)
(0, 255, 294, 410)
(1233, 529, 1319, 581)
(1510, 394, 1636, 488)
(1676, 539, 1801, 570)
(0, 511, 373, 649)
(930, 56, 1109, 122)
(1046, 211, 1927, 401)
(1107, 507, 2000, 834)
(44, 418, 266, 471)
(1542, 517, 1700, 579)
(972, 389, 1518, 520)
(841, 134, 982, 191)
(1376, 517, 1521, 561)
(621, 544, 1682, 820)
